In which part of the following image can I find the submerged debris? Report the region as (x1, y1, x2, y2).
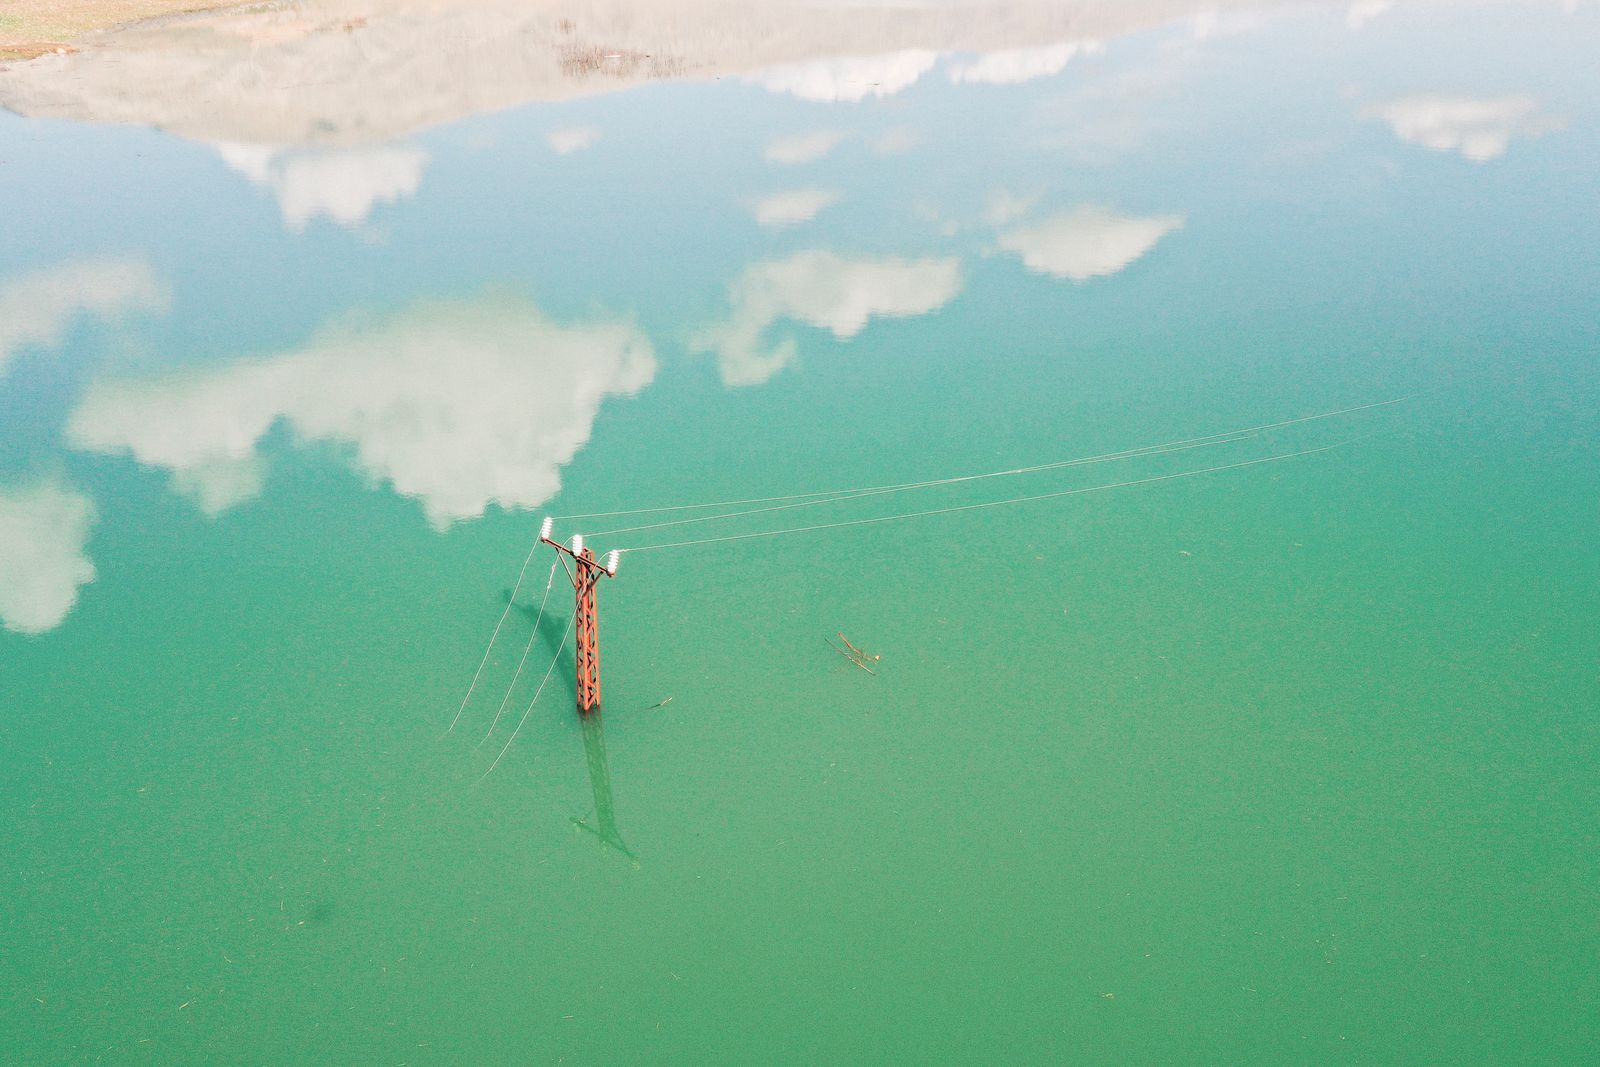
(827, 632, 880, 675)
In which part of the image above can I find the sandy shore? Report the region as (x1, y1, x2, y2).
(0, 0, 240, 60)
(1, 0, 1279, 146)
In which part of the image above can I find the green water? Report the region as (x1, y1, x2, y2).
(3, 4, 1598, 1063)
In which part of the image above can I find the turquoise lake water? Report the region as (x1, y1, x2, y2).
(2, 3, 1597, 1063)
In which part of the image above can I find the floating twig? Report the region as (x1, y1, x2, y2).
(826, 636, 877, 675)
(836, 632, 881, 666)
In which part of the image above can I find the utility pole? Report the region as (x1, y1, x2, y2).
(539, 519, 618, 714)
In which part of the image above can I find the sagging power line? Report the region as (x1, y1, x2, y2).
(454, 395, 1407, 767)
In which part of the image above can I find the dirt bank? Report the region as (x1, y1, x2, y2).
(0, 0, 239, 61)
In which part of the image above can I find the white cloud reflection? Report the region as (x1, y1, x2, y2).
(1189, 7, 1281, 39)
(1346, 1, 1394, 30)
(694, 251, 961, 387)
(947, 40, 1103, 86)
(547, 127, 600, 155)
(0, 478, 97, 636)
(998, 205, 1184, 280)
(987, 190, 1040, 227)
(0, 258, 168, 381)
(1367, 93, 1563, 161)
(764, 129, 847, 164)
(750, 49, 939, 102)
(66, 298, 655, 528)
(216, 142, 428, 231)
(753, 189, 841, 229)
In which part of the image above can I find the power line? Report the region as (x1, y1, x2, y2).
(586, 431, 1261, 539)
(446, 534, 541, 734)
(556, 395, 1411, 524)
(477, 560, 558, 747)
(618, 441, 1355, 554)
(480, 613, 574, 780)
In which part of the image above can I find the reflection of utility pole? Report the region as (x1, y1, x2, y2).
(539, 519, 618, 714)
(573, 711, 635, 862)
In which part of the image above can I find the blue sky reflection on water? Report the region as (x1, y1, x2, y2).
(1, 2, 1598, 1063)
(2, 2, 1594, 640)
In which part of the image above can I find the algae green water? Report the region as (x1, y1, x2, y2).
(2, 4, 1598, 1063)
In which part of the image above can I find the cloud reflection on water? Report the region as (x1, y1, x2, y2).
(1366, 93, 1564, 161)
(747, 49, 940, 102)
(0, 258, 168, 381)
(215, 142, 429, 231)
(997, 206, 1184, 281)
(1345, 0, 1394, 30)
(947, 39, 1103, 86)
(752, 189, 841, 229)
(547, 127, 601, 155)
(0, 0, 1579, 571)
(763, 129, 846, 165)
(0, 478, 97, 636)
(66, 298, 655, 529)
(693, 251, 962, 387)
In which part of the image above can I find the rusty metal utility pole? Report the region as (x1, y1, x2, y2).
(572, 547, 603, 710)
(539, 521, 618, 714)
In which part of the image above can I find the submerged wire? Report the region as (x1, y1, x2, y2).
(446, 535, 541, 734)
(481, 613, 575, 780)
(478, 560, 559, 747)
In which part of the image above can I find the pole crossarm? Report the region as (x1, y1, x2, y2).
(540, 535, 619, 577)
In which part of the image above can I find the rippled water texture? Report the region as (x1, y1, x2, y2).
(2, 2, 1597, 1062)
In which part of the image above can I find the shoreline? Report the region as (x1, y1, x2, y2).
(1, 0, 242, 62)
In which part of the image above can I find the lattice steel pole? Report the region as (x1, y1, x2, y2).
(539, 520, 619, 715)
(574, 548, 602, 712)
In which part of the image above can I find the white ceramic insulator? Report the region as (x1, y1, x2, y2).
(539, 516, 553, 540)
(605, 550, 621, 574)
(571, 534, 584, 554)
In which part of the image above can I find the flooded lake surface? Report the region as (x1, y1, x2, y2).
(2, 2, 1597, 1062)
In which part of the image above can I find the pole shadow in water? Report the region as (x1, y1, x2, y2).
(503, 590, 636, 865)
(574, 711, 637, 865)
